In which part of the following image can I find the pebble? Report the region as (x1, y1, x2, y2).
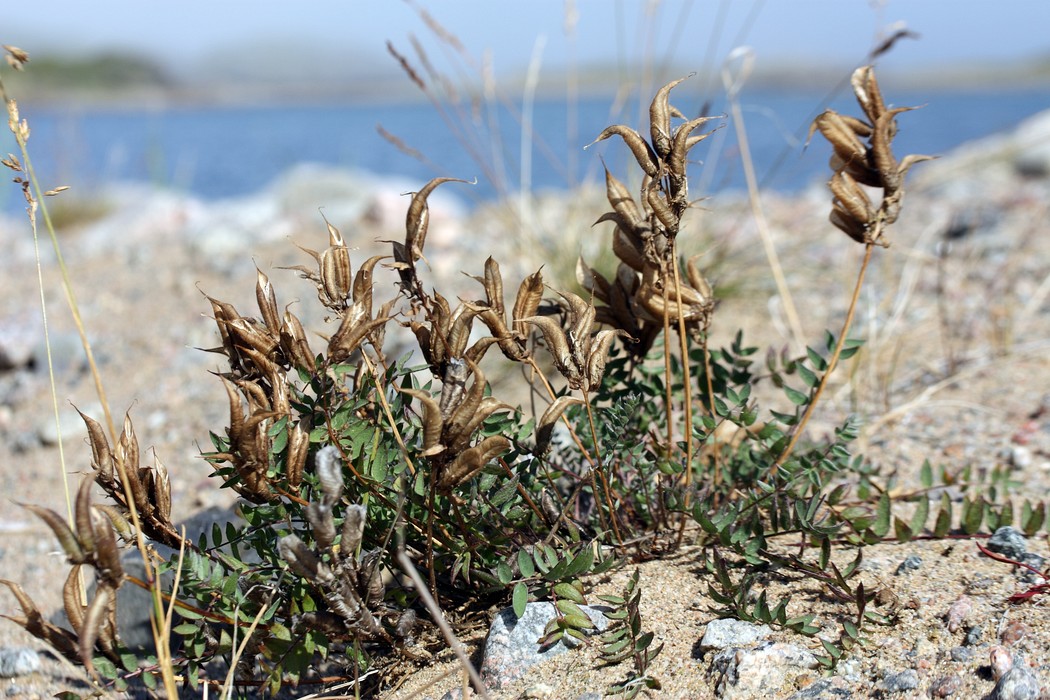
(1000, 620, 1029, 646)
(786, 676, 853, 699)
(0, 313, 38, 371)
(879, 668, 919, 693)
(1017, 553, 1045, 584)
(987, 527, 1028, 561)
(0, 647, 40, 677)
(1010, 445, 1034, 470)
(895, 554, 923, 575)
(699, 618, 772, 651)
(990, 663, 1041, 700)
(709, 642, 818, 699)
(945, 595, 972, 633)
(479, 602, 609, 689)
(964, 625, 984, 646)
(950, 645, 973, 663)
(929, 673, 963, 697)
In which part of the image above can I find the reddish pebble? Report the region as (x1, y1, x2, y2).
(946, 595, 972, 633)
(930, 674, 963, 697)
(1000, 620, 1029, 646)
(990, 645, 1014, 681)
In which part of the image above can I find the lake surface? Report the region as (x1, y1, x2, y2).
(4, 86, 1049, 212)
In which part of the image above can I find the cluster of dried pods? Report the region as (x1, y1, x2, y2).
(810, 65, 932, 245)
(4, 478, 124, 679)
(580, 77, 717, 355)
(278, 446, 415, 643)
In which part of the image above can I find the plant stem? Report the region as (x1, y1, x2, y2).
(773, 243, 874, 474)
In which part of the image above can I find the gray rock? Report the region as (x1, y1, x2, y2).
(950, 645, 973, 663)
(895, 554, 923, 575)
(709, 642, 819, 699)
(964, 625, 984, 646)
(1010, 446, 1034, 470)
(880, 668, 919, 693)
(699, 618, 772, 652)
(987, 526, 1028, 561)
(31, 331, 88, 380)
(0, 647, 40, 677)
(785, 676, 852, 699)
(53, 506, 246, 651)
(1013, 110, 1050, 178)
(1017, 553, 1045, 584)
(0, 313, 38, 371)
(990, 662, 1041, 700)
(479, 602, 609, 689)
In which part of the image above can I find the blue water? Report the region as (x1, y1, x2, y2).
(4, 86, 1048, 212)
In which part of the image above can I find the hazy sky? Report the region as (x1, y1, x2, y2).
(5, 0, 1050, 80)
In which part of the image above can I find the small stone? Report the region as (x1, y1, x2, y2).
(786, 676, 853, 699)
(709, 642, 818, 698)
(929, 674, 963, 697)
(945, 595, 972, 633)
(987, 527, 1028, 561)
(1000, 620, 1029, 646)
(990, 663, 1041, 700)
(523, 683, 554, 698)
(699, 618, 772, 651)
(0, 647, 41, 677)
(479, 602, 609, 689)
(880, 668, 919, 693)
(1017, 553, 1045, 584)
(574, 694, 603, 700)
(895, 554, 923, 575)
(964, 625, 984, 646)
(950, 646, 973, 663)
(1010, 446, 1034, 470)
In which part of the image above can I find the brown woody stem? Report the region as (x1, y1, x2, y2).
(773, 242, 874, 475)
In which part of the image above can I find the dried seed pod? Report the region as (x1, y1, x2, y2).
(646, 184, 678, 231)
(255, 267, 281, 335)
(279, 534, 329, 581)
(441, 435, 510, 489)
(401, 388, 444, 455)
(280, 309, 315, 372)
(649, 76, 690, 158)
(522, 315, 575, 380)
(586, 330, 629, 390)
(315, 445, 345, 504)
(511, 269, 544, 336)
(851, 65, 886, 125)
(285, 424, 309, 490)
(668, 115, 718, 178)
(809, 110, 869, 167)
(149, 452, 172, 525)
(0, 578, 81, 661)
(536, 396, 585, 454)
(90, 508, 123, 588)
(79, 584, 115, 679)
(307, 502, 337, 550)
(589, 125, 660, 177)
(20, 501, 85, 564)
(63, 565, 87, 635)
(405, 177, 469, 261)
(829, 204, 869, 244)
(829, 171, 875, 225)
(603, 168, 644, 232)
(340, 504, 367, 557)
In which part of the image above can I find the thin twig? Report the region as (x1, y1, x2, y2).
(397, 551, 491, 700)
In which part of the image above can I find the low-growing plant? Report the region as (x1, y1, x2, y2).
(10, 41, 1040, 698)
